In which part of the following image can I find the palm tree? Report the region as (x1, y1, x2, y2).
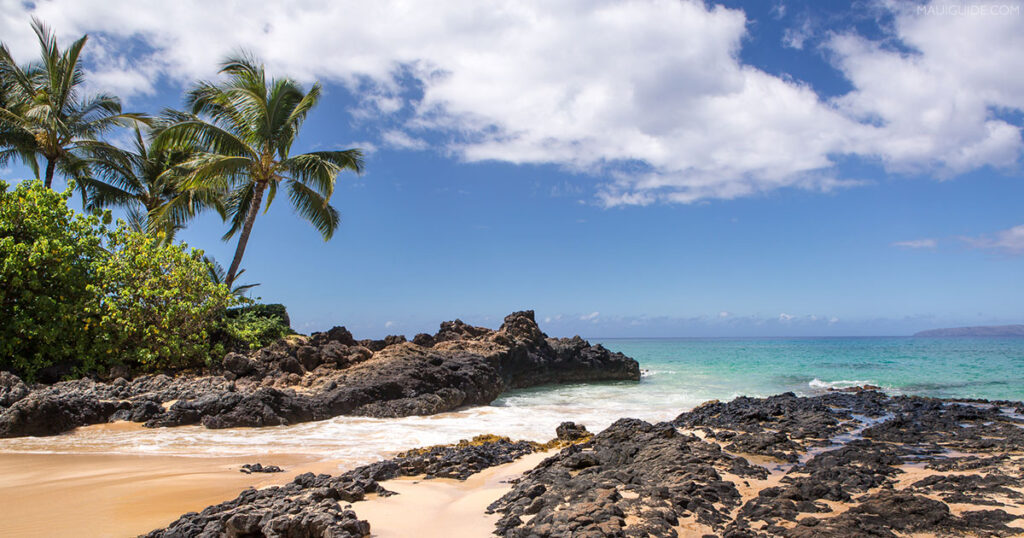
(205, 256, 259, 297)
(0, 19, 146, 192)
(85, 123, 223, 243)
(157, 54, 363, 286)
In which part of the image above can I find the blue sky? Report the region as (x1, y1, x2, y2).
(1, 0, 1022, 337)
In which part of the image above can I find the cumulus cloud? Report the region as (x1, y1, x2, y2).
(384, 320, 394, 329)
(778, 313, 794, 322)
(1, 0, 1020, 205)
(962, 225, 1024, 255)
(381, 130, 428, 151)
(782, 16, 814, 50)
(580, 311, 600, 321)
(892, 238, 938, 249)
(826, 1, 1024, 175)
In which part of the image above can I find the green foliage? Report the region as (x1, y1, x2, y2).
(0, 179, 238, 379)
(221, 309, 292, 351)
(225, 303, 290, 327)
(0, 19, 148, 194)
(91, 225, 237, 371)
(0, 180, 106, 380)
(155, 54, 363, 286)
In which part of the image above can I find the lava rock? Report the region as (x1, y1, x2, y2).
(241, 463, 284, 474)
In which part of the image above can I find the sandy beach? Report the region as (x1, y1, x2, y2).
(0, 450, 338, 537)
(355, 450, 553, 538)
(0, 442, 553, 537)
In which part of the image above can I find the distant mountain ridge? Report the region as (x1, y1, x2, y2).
(914, 324, 1024, 337)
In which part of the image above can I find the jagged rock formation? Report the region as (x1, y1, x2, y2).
(490, 392, 1024, 537)
(150, 392, 1024, 537)
(0, 311, 639, 438)
(147, 431, 575, 538)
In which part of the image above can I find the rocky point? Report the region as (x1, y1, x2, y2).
(0, 311, 639, 438)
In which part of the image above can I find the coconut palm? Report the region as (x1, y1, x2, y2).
(0, 19, 146, 192)
(85, 124, 223, 243)
(204, 256, 259, 297)
(157, 53, 363, 286)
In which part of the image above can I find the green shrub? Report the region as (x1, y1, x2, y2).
(0, 180, 240, 379)
(91, 225, 238, 371)
(0, 180, 107, 381)
(222, 309, 292, 350)
(225, 303, 291, 327)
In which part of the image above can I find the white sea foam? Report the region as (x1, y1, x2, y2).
(808, 378, 874, 390)
(0, 381, 706, 464)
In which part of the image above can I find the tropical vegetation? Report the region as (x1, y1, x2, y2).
(0, 20, 359, 381)
(156, 54, 363, 285)
(0, 179, 108, 380)
(0, 19, 147, 197)
(0, 181, 234, 379)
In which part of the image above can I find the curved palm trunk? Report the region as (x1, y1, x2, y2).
(44, 158, 55, 189)
(226, 181, 266, 287)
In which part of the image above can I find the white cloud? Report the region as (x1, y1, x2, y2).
(782, 17, 813, 50)
(778, 313, 794, 322)
(892, 238, 938, 249)
(381, 130, 428, 151)
(1, 0, 1019, 205)
(718, 311, 731, 318)
(962, 224, 1024, 255)
(826, 1, 1024, 175)
(343, 141, 377, 155)
(384, 320, 394, 329)
(580, 311, 600, 321)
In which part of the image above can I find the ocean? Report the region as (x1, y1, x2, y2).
(2, 336, 1022, 462)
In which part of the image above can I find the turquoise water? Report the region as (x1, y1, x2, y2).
(597, 336, 1024, 401)
(4, 336, 1022, 460)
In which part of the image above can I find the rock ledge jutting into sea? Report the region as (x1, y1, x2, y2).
(0, 310, 640, 438)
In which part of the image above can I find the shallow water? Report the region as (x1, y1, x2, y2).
(1, 336, 1021, 461)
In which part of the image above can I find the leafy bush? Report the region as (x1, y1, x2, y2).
(91, 225, 238, 371)
(0, 181, 108, 381)
(222, 309, 292, 350)
(0, 180, 239, 380)
(225, 303, 291, 327)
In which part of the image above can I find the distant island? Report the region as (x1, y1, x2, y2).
(914, 324, 1024, 337)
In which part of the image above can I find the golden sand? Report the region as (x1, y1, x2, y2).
(0, 451, 340, 537)
(353, 450, 553, 538)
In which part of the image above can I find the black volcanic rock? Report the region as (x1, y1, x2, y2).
(0, 372, 29, 408)
(240, 463, 284, 474)
(147, 392, 1024, 538)
(148, 434, 552, 538)
(0, 310, 640, 438)
(491, 392, 1024, 537)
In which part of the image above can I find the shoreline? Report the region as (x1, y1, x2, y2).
(1, 390, 1022, 537)
(0, 451, 342, 537)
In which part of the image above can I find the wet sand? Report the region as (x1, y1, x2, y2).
(0, 451, 341, 537)
(354, 450, 554, 538)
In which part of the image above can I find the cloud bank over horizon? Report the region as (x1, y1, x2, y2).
(2, 0, 1020, 207)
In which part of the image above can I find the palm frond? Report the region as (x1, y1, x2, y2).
(287, 179, 340, 240)
(222, 181, 255, 240)
(155, 119, 255, 159)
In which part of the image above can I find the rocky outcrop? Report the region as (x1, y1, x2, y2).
(490, 392, 1024, 537)
(0, 310, 639, 438)
(147, 432, 564, 538)
(147, 393, 1024, 538)
(0, 372, 29, 408)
